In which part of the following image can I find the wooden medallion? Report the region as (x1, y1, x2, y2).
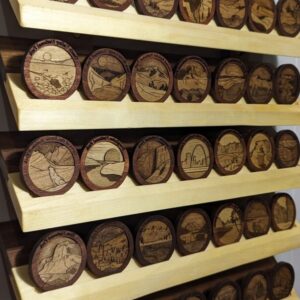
(131, 53, 173, 102)
(270, 262, 294, 300)
(51, 0, 78, 3)
(80, 136, 129, 190)
(246, 130, 275, 172)
(29, 230, 87, 291)
(23, 39, 81, 100)
(248, 0, 277, 33)
(176, 208, 211, 256)
(275, 130, 300, 168)
(210, 280, 241, 300)
(212, 59, 247, 103)
(82, 49, 130, 101)
(21, 136, 80, 197)
(176, 134, 214, 180)
(277, 0, 300, 37)
(271, 193, 296, 232)
(212, 203, 243, 247)
(132, 135, 174, 185)
(135, 215, 175, 266)
(89, 0, 132, 11)
(245, 64, 274, 104)
(244, 199, 271, 239)
(274, 64, 300, 104)
(135, 0, 178, 18)
(87, 221, 134, 277)
(178, 0, 215, 24)
(242, 271, 269, 300)
(214, 129, 246, 176)
(173, 56, 211, 103)
(180, 292, 206, 300)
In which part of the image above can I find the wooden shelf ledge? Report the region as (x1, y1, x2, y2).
(9, 225, 300, 300)
(5, 73, 300, 131)
(7, 164, 300, 232)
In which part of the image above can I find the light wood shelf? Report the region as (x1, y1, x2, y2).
(8, 225, 300, 300)
(9, 0, 300, 57)
(5, 73, 300, 131)
(7, 164, 300, 232)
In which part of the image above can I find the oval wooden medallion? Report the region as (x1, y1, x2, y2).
(87, 221, 134, 277)
(215, 0, 247, 29)
(176, 134, 214, 180)
(29, 230, 87, 291)
(80, 136, 129, 190)
(180, 292, 206, 300)
(246, 130, 275, 172)
(210, 280, 241, 300)
(135, 0, 178, 18)
(242, 271, 269, 300)
(212, 58, 247, 103)
(277, 0, 300, 37)
(275, 130, 300, 168)
(82, 49, 130, 101)
(21, 136, 80, 197)
(271, 193, 296, 232)
(173, 56, 211, 103)
(132, 135, 174, 185)
(135, 215, 175, 266)
(274, 64, 300, 104)
(176, 208, 211, 256)
(89, 0, 132, 11)
(179, 0, 215, 24)
(248, 0, 277, 33)
(212, 203, 243, 247)
(245, 64, 274, 104)
(244, 199, 271, 239)
(131, 53, 173, 102)
(214, 129, 246, 176)
(270, 262, 295, 300)
(23, 39, 81, 100)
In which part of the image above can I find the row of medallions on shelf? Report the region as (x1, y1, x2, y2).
(23, 39, 300, 103)
(53, 0, 300, 37)
(28, 192, 296, 292)
(20, 129, 300, 196)
(139, 261, 295, 300)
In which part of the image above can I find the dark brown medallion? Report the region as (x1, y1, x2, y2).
(173, 56, 211, 103)
(135, 215, 175, 266)
(270, 262, 295, 300)
(179, 0, 215, 24)
(212, 58, 247, 103)
(176, 134, 214, 180)
(180, 292, 206, 300)
(29, 230, 87, 291)
(215, 0, 247, 29)
(244, 199, 271, 239)
(86, 221, 134, 277)
(212, 203, 243, 247)
(245, 64, 274, 104)
(131, 52, 173, 102)
(275, 130, 300, 168)
(132, 135, 175, 185)
(277, 0, 300, 37)
(89, 0, 132, 11)
(246, 130, 275, 172)
(21, 136, 80, 197)
(176, 208, 211, 256)
(23, 39, 81, 100)
(82, 49, 130, 101)
(51, 0, 78, 3)
(248, 0, 277, 33)
(214, 129, 246, 176)
(273, 64, 300, 104)
(80, 136, 129, 191)
(271, 193, 296, 232)
(242, 271, 269, 300)
(210, 280, 241, 300)
(135, 0, 178, 18)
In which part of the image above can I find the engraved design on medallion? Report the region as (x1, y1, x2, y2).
(181, 0, 214, 23)
(279, 0, 300, 36)
(277, 67, 299, 104)
(142, 0, 176, 17)
(91, 0, 130, 9)
(277, 132, 299, 167)
(218, 0, 246, 28)
(272, 266, 293, 299)
(244, 274, 268, 300)
(273, 195, 295, 230)
(250, 0, 275, 32)
(213, 284, 238, 300)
